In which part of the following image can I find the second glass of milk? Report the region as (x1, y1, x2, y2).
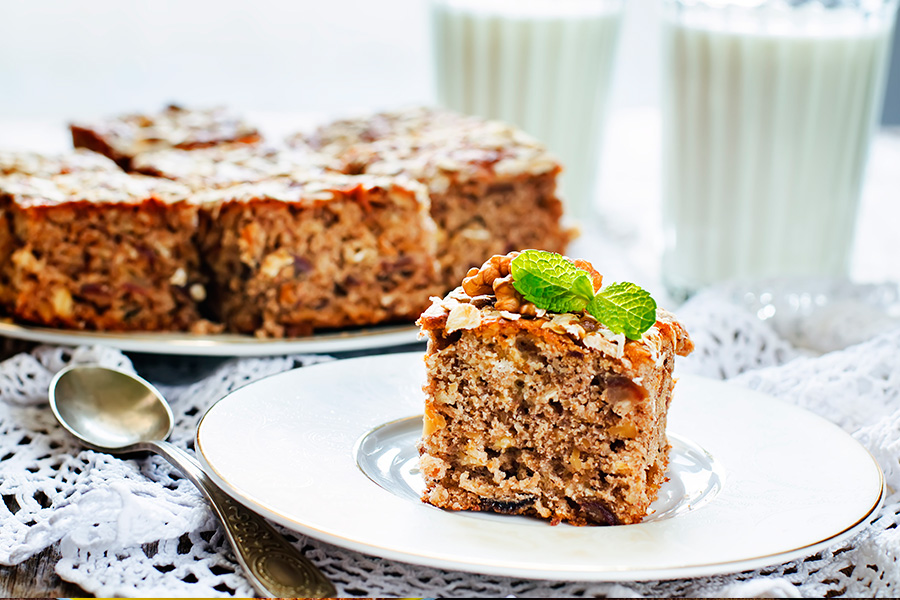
(661, 0, 897, 297)
(431, 0, 624, 221)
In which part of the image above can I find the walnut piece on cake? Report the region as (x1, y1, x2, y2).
(0, 171, 206, 331)
(197, 173, 440, 337)
(288, 107, 575, 290)
(416, 252, 693, 526)
(70, 104, 261, 171)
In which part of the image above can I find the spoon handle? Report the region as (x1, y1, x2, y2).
(146, 440, 336, 598)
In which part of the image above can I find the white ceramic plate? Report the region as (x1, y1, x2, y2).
(0, 317, 420, 356)
(195, 352, 883, 581)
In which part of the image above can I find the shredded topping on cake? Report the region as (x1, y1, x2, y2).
(417, 251, 695, 361)
(288, 107, 561, 183)
(193, 171, 429, 208)
(132, 144, 341, 189)
(0, 150, 119, 177)
(72, 104, 260, 157)
(0, 171, 193, 207)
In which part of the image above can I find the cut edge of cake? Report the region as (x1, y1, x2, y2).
(416, 252, 693, 526)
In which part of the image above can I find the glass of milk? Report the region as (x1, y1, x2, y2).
(430, 0, 624, 221)
(661, 0, 898, 298)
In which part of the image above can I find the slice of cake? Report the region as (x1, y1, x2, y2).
(417, 251, 693, 525)
(0, 171, 206, 331)
(289, 107, 575, 290)
(196, 173, 439, 337)
(70, 104, 261, 171)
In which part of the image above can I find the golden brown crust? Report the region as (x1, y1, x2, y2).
(0, 171, 193, 209)
(417, 288, 693, 370)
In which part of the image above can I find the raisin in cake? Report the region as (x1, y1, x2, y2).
(289, 107, 575, 289)
(196, 173, 439, 337)
(71, 104, 261, 170)
(0, 171, 206, 331)
(416, 252, 693, 525)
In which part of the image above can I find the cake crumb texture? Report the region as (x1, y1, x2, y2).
(0, 171, 204, 331)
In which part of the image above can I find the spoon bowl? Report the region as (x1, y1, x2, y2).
(51, 366, 172, 450)
(48, 364, 335, 598)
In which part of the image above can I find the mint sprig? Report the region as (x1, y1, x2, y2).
(510, 250, 657, 340)
(509, 250, 594, 313)
(588, 282, 658, 340)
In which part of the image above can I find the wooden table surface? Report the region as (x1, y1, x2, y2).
(0, 546, 91, 598)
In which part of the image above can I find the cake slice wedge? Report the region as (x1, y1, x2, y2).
(416, 251, 693, 525)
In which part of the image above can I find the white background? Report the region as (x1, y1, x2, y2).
(0, 0, 896, 287)
(0, 0, 661, 120)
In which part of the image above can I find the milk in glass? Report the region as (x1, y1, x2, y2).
(661, 1, 897, 295)
(431, 0, 624, 220)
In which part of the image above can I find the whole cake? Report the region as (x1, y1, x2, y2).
(289, 107, 575, 288)
(416, 251, 693, 525)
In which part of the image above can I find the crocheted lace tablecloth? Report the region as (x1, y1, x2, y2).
(0, 123, 897, 598)
(1, 279, 899, 598)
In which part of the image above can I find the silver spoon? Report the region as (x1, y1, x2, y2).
(49, 364, 336, 599)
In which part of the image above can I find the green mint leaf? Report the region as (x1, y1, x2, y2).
(587, 282, 658, 340)
(510, 250, 593, 313)
(510, 250, 657, 341)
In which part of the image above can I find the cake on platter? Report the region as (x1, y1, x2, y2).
(417, 250, 693, 525)
(1, 105, 578, 339)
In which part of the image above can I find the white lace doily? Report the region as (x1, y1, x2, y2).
(1, 279, 899, 598)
